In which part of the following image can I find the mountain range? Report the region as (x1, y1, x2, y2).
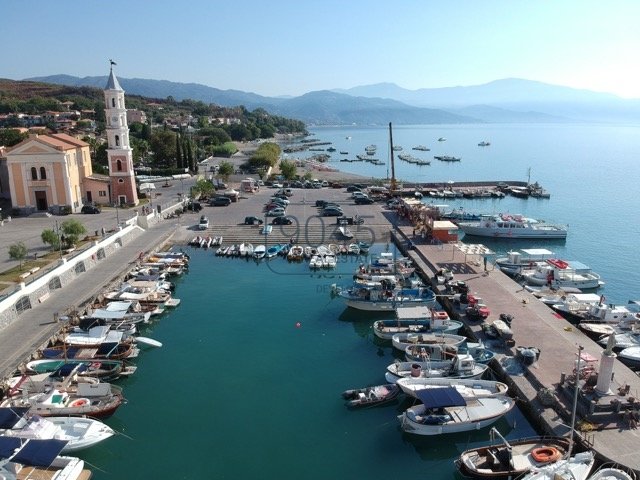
(26, 74, 640, 125)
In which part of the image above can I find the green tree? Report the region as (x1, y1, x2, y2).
(149, 130, 177, 167)
(192, 177, 215, 198)
(0, 128, 28, 147)
(279, 160, 297, 180)
(41, 228, 60, 251)
(218, 161, 234, 182)
(61, 219, 86, 248)
(176, 134, 183, 169)
(8, 242, 28, 270)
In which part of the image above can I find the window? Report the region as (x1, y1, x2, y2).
(118, 179, 124, 183)
(111, 98, 115, 108)
(96, 248, 106, 260)
(115, 135, 120, 147)
(16, 296, 32, 314)
(31, 167, 37, 180)
(48, 276, 62, 290)
(40, 167, 46, 180)
(99, 191, 107, 197)
(116, 159, 122, 171)
(74, 261, 86, 274)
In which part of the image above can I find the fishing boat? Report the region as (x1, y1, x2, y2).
(434, 155, 461, 162)
(341, 384, 401, 409)
(0, 406, 115, 452)
(333, 283, 436, 312)
(265, 244, 284, 259)
(458, 214, 568, 239)
(405, 341, 495, 365)
(0, 437, 91, 480)
(495, 249, 555, 276)
(384, 354, 488, 382)
(478, 141, 491, 146)
(391, 331, 467, 352)
(456, 427, 574, 479)
(373, 316, 462, 340)
(287, 245, 304, 261)
(396, 376, 508, 398)
(397, 385, 514, 435)
(598, 332, 640, 351)
(521, 259, 604, 290)
(25, 359, 135, 382)
(253, 245, 266, 259)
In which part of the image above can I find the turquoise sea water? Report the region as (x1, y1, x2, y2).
(83, 124, 639, 478)
(84, 249, 534, 479)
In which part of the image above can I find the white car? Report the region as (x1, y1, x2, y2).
(265, 207, 286, 217)
(352, 191, 369, 199)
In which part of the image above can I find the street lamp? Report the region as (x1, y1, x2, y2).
(114, 202, 120, 228)
(54, 220, 63, 259)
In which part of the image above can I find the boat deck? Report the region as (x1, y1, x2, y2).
(395, 226, 640, 474)
(16, 466, 92, 479)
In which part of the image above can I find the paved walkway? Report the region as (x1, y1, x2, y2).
(0, 221, 178, 379)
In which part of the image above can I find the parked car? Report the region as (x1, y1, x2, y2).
(270, 196, 290, 206)
(291, 181, 303, 188)
(355, 196, 374, 205)
(266, 207, 286, 217)
(322, 206, 343, 216)
(346, 185, 361, 192)
(187, 201, 202, 212)
(81, 204, 101, 214)
(209, 196, 231, 206)
(352, 191, 368, 199)
(271, 183, 283, 189)
(244, 216, 263, 225)
(264, 202, 284, 211)
(272, 216, 293, 225)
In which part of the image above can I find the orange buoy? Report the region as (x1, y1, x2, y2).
(531, 446, 561, 463)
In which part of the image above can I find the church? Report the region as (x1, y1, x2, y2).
(3, 64, 139, 214)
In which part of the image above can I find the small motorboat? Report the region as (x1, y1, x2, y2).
(341, 384, 401, 409)
(587, 465, 636, 480)
(253, 245, 266, 259)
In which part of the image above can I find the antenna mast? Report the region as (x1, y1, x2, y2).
(389, 122, 397, 192)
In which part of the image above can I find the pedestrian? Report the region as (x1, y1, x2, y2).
(483, 255, 488, 272)
(412, 228, 416, 238)
(101, 227, 105, 237)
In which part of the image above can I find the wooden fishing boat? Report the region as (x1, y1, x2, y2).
(341, 383, 401, 409)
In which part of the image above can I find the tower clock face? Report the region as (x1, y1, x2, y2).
(111, 116, 119, 123)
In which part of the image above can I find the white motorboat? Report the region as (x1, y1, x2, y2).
(495, 248, 555, 276)
(253, 245, 266, 259)
(334, 284, 436, 312)
(520, 259, 604, 290)
(339, 226, 353, 239)
(0, 437, 91, 480)
(521, 451, 595, 480)
(458, 214, 568, 239)
(616, 346, 640, 368)
(397, 385, 514, 435)
(384, 354, 488, 383)
(63, 325, 123, 347)
(598, 332, 640, 350)
(396, 376, 508, 398)
(587, 465, 636, 480)
(391, 332, 467, 352)
(0, 407, 114, 452)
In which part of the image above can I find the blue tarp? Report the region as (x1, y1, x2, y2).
(0, 437, 67, 466)
(415, 387, 467, 408)
(0, 407, 29, 429)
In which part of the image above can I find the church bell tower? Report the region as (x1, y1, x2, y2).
(104, 61, 139, 206)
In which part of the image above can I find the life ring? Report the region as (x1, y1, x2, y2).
(69, 398, 90, 408)
(531, 447, 561, 463)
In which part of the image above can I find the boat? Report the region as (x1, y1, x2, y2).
(438, 137, 446, 141)
(458, 214, 568, 239)
(338, 226, 353, 239)
(373, 312, 463, 340)
(520, 451, 595, 480)
(412, 145, 430, 151)
(434, 155, 461, 161)
(456, 427, 572, 480)
(2, 377, 124, 418)
(495, 249, 555, 276)
(265, 244, 284, 258)
(587, 465, 636, 480)
(397, 385, 515, 435)
(478, 141, 491, 146)
(63, 325, 124, 348)
(384, 354, 488, 382)
(253, 245, 266, 259)
(0, 437, 91, 480)
(287, 245, 304, 261)
(396, 376, 508, 398)
(550, 294, 612, 321)
(341, 383, 401, 409)
(334, 283, 436, 312)
(41, 340, 138, 361)
(598, 332, 640, 351)
(521, 259, 604, 290)
(0, 406, 115, 452)
(405, 342, 495, 365)
(25, 359, 134, 382)
(391, 331, 467, 351)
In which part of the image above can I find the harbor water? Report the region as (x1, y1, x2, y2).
(84, 123, 639, 478)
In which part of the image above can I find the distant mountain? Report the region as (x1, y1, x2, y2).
(27, 75, 476, 125)
(335, 79, 640, 123)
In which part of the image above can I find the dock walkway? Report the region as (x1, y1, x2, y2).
(395, 225, 640, 473)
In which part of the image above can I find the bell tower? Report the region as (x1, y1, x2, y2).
(104, 60, 139, 206)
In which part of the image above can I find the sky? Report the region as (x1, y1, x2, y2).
(3, 0, 640, 99)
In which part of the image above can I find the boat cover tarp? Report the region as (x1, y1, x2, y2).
(0, 406, 30, 429)
(92, 309, 128, 320)
(416, 387, 467, 408)
(0, 437, 67, 466)
(104, 301, 133, 312)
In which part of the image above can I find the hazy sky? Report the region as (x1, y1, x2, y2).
(3, 0, 640, 98)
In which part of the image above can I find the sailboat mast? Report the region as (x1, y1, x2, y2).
(389, 122, 397, 192)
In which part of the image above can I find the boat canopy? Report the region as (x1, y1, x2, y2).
(92, 309, 128, 320)
(104, 301, 133, 312)
(521, 248, 554, 256)
(0, 406, 29, 429)
(0, 437, 68, 467)
(416, 386, 467, 408)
